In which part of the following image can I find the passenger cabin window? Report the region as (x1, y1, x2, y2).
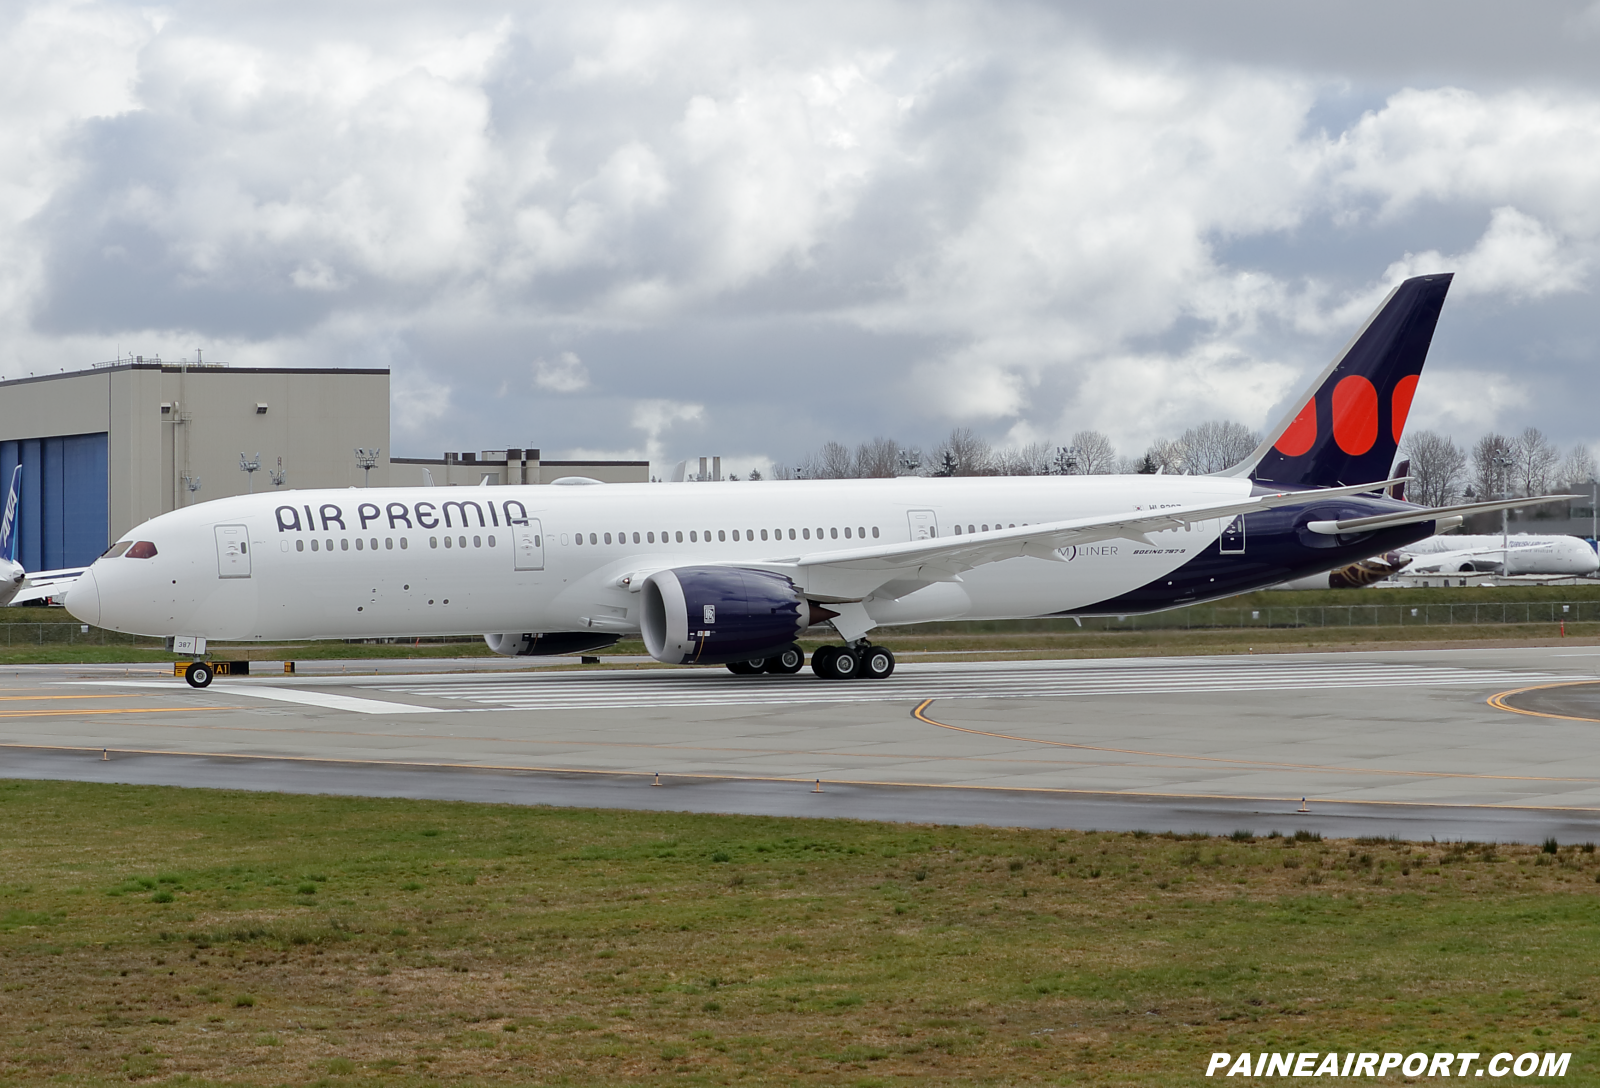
(789, 529, 796, 540)
(296, 539, 305, 552)
(803, 528, 810, 539)
(830, 528, 838, 539)
(401, 538, 409, 549)
(676, 531, 683, 542)
(429, 537, 438, 548)
(872, 526, 879, 538)
(718, 530, 726, 541)
(844, 527, 852, 539)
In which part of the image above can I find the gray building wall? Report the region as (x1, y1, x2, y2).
(0, 362, 390, 547)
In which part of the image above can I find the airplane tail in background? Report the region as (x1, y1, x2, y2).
(1227, 273, 1453, 489)
(0, 465, 19, 563)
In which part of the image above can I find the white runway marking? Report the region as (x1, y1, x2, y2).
(69, 680, 436, 715)
(375, 660, 1582, 712)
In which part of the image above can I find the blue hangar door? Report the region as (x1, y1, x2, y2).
(0, 433, 109, 572)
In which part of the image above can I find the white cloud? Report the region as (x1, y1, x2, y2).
(7, 2, 1600, 462)
(532, 350, 589, 392)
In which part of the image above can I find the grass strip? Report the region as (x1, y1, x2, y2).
(0, 780, 1594, 1084)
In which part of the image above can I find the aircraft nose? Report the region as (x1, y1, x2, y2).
(65, 567, 100, 627)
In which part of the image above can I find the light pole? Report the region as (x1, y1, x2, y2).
(269, 457, 287, 488)
(355, 447, 380, 488)
(898, 449, 921, 476)
(1492, 449, 1514, 574)
(239, 452, 261, 493)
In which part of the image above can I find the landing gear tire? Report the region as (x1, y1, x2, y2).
(726, 660, 764, 675)
(814, 646, 859, 680)
(184, 661, 213, 689)
(764, 645, 805, 674)
(861, 646, 895, 680)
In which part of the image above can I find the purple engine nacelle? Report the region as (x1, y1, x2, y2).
(641, 566, 823, 665)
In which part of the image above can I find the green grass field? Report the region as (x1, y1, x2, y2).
(0, 781, 1594, 1085)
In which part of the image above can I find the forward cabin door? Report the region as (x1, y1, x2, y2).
(215, 524, 251, 578)
(514, 518, 545, 571)
(907, 509, 939, 540)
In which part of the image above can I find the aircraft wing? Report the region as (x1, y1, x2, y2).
(782, 477, 1406, 600)
(6, 567, 88, 606)
(1305, 494, 1578, 535)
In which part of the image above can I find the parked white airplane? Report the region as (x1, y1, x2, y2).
(1402, 533, 1599, 575)
(62, 274, 1572, 687)
(1277, 530, 1599, 589)
(0, 466, 88, 607)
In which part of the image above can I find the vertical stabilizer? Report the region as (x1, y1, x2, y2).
(1228, 274, 1453, 488)
(0, 465, 19, 563)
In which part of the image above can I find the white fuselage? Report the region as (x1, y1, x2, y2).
(68, 476, 1253, 641)
(1402, 534, 1599, 576)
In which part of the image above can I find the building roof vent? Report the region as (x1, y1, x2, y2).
(255, 403, 268, 414)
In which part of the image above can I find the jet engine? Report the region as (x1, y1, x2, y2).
(640, 566, 834, 665)
(484, 632, 622, 657)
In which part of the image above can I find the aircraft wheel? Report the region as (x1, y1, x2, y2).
(821, 647, 859, 680)
(726, 660, 763, 675)
(764, 646, 804, 674)
(861, 646, 895, 680)
(810, 645, 838, 677)
(184, 661, 214, 689)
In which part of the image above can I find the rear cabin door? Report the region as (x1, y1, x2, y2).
(1219, 516, 1246, 554)
(514, 518, 545, 571)
(907, 509, 939, 540)
(215, 524, 251, 578)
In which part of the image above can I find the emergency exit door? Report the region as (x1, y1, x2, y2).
(215, 524, 251, 578)
(514, 518, 545, 571)
(907, 509, 939, 540)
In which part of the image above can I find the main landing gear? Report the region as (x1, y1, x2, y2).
(726, 644, 806, 676)
(723, 642, 896, 680)
(812, 642, 895, 680)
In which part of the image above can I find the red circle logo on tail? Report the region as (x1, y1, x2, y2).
(1274, 400, 1317, 456)
(1391, 374, 1419, 443)
(1332, 375, 1378, 455)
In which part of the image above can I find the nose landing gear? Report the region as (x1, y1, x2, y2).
(183, 661, 214, 688)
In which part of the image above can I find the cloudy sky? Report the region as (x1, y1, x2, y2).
(6, 1, 1600, 476)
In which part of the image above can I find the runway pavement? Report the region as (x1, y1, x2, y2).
(5, 645, 1600, 842)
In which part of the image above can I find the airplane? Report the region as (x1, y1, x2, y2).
(0, 466, 88, 608)
(1400, 532, 1599, 576)
(1276, 530, 1599, 589)
(0, 466, 21, 606)
(65, 272, 1574, 688)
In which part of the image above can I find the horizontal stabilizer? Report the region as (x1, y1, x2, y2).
(1305, 494, 1579, 536)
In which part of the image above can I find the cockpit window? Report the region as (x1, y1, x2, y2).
(101, 541, 133, 558)
(125, 541, 158, 559)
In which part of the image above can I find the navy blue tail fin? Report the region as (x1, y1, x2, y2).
(1233, 273, 1453, 489)
(0, 465, 18, 563)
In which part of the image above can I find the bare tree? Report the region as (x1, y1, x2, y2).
(1400, 429, 1466, 507)
(1514, 426, 1560, 497)
(1143, 437, 1188, 474)
(853, 437, 901, 478)
(1178, 420, 1260, 474)
(808, 441, 855, 479)
(1560, 444, 1599, 490)
(932, 427, 994, 476)
(1069, 430, 1118, 474)
(991, 441, 1053, 476)
(1472, 432, 1515, 499)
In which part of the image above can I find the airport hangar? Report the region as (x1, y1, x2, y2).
(0, 358, 647, 572)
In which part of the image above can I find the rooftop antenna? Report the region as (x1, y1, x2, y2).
(355, 447, 380, 487)
(268, 457, 287, 488)
(239, 452, 261, 493)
